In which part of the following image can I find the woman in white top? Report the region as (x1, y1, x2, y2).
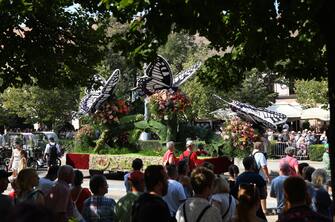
(210, 176, 237, 222)
(9, 139, 24, 177)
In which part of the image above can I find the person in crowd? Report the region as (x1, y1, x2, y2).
(278, 176, 331, 222)
(270, 163, 290, 214)
(177, 159, 193, 198)
(132, 165, 171, 222)
(297, 136, 307, 156)
(115, 171, 145, 222)
(16, 168, 44, 205)
(202, 161, 215, 171)
(210, 176, 237, 222)
(8, 202, 56, 222)
(0, 170, 13, 222)
(9, 138, 24, 178)
(18, 150, 27, 173)
(8, 179, 17, 201)
(310, 169, 332, 218)
(228, 164, 239, 191)
(124, 158, 143, 193)
(163, 164, 186, 217)
(298, 162, 309, 177)
(45, 165, 75, 222)
(71, 170, 92, 213)
(196, 143, 209, 156)
(233, 183, 266, 222)
(82, 175, 116, 222)
(252, 141, 270, 215)
(320, 131, 328, 144)
(176, 167, 222, 222)
(163, 141, 178, 166)
(179, 140, 199, 172)
(231, 156, 267, 221)
(322, 144, 330, 175)
(38, 165, 59, 195)
(279, 147, 299, 176)
(303, 166, 316, 183)
(43, 137, 61, 167)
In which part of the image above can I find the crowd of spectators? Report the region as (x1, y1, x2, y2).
(0, 139, 333, 222)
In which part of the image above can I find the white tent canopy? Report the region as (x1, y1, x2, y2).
(300, 107, 330, 121)
(266, 104, 302, 119)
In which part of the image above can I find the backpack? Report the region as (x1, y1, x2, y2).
(49, 144, 58, 161)
(251, 151, 262, 173)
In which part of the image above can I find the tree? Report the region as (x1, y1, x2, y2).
(0, 0, 110, 90)
(1, 85, 80, 126)
(295, 79, 328, 108)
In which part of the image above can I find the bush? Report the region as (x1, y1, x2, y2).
(309, 144, 325, 161)
(59, 139, 75, 152)
(137, 140, 163, 151)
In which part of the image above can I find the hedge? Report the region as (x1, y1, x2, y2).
(309, 144, 326, 161)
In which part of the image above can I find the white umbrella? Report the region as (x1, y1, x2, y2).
(301, 107, 330, 121)
(266, 104, 302, 119)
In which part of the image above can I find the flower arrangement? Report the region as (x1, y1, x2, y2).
(149, 89, 191, 118)
(94, 98, 129, 124)
(221, 117, 258, 156)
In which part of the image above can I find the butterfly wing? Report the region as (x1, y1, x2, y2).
(172, 62, 202, 87)
(91, 69, 121, 113)
(78, 93, 100, 115)
(229, 101, 287, 129)
(134, 55, 173, 96)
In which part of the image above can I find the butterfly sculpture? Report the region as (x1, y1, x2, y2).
(133, 55, 201, 96)
(79, 69, 121, 115)
(214, 95, 287, 130)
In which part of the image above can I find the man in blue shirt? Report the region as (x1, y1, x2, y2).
(270, 163, 290, 214)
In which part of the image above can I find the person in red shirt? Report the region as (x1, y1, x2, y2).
(279, 147, 299, 176)
(179, 140, 199, 172)
(163, 141, 178, 166)
(71, 170, 92, 212)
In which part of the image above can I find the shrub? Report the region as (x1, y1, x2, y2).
(309, 144, 325, 161)
(137, 140, 163, 151)
(74, 125, 95, 151)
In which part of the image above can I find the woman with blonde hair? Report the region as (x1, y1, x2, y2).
(16, 168, 44, 205)
(234, 183, 266, 222)
(210, 176, 237, 222)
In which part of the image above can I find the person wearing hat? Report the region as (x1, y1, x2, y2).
(115, 171, 145, 222)
(179, 140, 199, 173)
(0, 170, 13, 221)
(8, 137, 24, 177)
(279, 146, 299, 176)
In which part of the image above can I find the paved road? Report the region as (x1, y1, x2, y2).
(5, 159, 326, 222)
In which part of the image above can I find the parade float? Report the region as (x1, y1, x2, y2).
(66, 57, 289, 174)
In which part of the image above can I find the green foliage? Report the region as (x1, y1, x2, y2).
(230, 71, 278, 107)
(1, 85, 80, 125)
(309, 144, 325, 161)
(74, 125, 96, 151)
(134, 120, 167, 141)
(206, 135, 250, 158)
(137, 140, 163, 151)
(59, 139, 75, 152)
(295, 79, 328, 108)
(0, 0, 110, 90)
(177, 123, 214, 143)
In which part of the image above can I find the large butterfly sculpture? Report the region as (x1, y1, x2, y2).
(79, 69, 121, 115)
(213, 95, 287, 130)
(133, 55, 201, 96)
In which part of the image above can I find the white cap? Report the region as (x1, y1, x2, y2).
(186, 140, 194, 146)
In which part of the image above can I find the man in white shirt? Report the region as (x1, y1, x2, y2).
(163, 165, 186, 217)
(252, 141, 270, 215)
(44, 137, 61, 167)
